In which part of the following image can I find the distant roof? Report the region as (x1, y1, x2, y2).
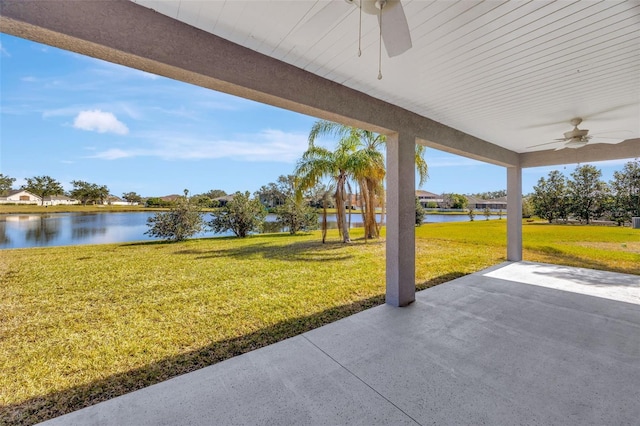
(415, 190, 441, 197)
(488, 196, 508, 202)
(214, 195, 235, 202)
(3, 189, 39, 198)
(466, 195, 507, 205)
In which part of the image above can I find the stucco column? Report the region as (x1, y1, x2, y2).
(386, 133, 416, 307)
(507, 166, 523, 261)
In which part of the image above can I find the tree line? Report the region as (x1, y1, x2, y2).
(529, 161, 639, 225)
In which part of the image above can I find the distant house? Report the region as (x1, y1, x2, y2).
(416, 190, 444, 208)
(213, 194, 235, 206)
(107, 195, 138, 206)
(0, 189, 41, 205)
(43, 195, 80, 206)
(465, 195, 507, 211)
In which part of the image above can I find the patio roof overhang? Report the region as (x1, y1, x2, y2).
(1, 0, 639, 306)
(3, 0, 638, 167)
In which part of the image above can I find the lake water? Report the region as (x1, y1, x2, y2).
(0, 211, 503, 249)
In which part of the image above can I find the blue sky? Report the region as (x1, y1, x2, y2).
(0, 34, 632, 198)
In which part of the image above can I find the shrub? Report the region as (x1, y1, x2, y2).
(208, 191, 266, 238)
(145, 190, 203, 241)
(415, 197, 427, 226)
(274, 197, 318, 234)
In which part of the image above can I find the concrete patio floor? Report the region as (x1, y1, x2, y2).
(42, 261, 640, 425)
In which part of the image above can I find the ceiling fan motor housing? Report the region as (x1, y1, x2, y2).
(564, 128, 589, 140)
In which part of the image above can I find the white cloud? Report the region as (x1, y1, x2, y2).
(90, 148, 136, 160)
(73, 110, 129, 135)
(0, 42, 9, 57)
(88, 129, 308, 163)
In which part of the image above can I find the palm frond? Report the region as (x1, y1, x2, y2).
(308, 120, 354, 146)
(415, 144, 429, 187)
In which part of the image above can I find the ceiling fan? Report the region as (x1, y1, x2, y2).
(297, 0, 412, 79)
(527, 118, 630, 151)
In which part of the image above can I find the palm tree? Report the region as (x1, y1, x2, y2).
(295, 139, 357, 242)
(298, 120, 429, 241)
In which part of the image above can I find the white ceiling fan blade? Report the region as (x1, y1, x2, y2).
(379, 0, 412, 57)
(526, 140, 564, 149)
(294, 1, 353, 45)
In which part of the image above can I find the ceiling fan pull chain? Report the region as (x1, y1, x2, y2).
(358, 0, 362, 57)
(378, 1, 383, 80)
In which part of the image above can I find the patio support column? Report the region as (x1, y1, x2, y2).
(507, 166, 522, 261)
(386, 132, 416, 307)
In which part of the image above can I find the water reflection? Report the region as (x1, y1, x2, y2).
(24, 216, 61, 244)
(71, 213, 108, 239)
(0, 222, 9, 246)
(0, 212, 502, 249)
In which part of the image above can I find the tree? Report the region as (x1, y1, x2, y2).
(70, 180, 110, 205)
(468, 208, 476, 221)
(146, 197, 172, 208)
(145, 189, 203, 242)
(522, 195, 534, 218)
(300, 121, 384, 241)
(471, 190, 507, 200)
(609, 159, 640, 224)
(531, 170, 567, 223)
(190, 194, 217, 208)
(443, 193, 467, 209)
(415, 197, 426, 226)
(296, 120, 428, 242)
(274, 196, 318, 234)
(208, 191, 266, 238)
(567, 164, 608, 224)
(22, 175, 64, 205)
(201, 189, 227, 200)
(295, 136, 355, 243)
(255, 175, 296, 208)
(122, 191, 142, 204)
(483, 206, 491, 220)
(0, 173, 16, 196)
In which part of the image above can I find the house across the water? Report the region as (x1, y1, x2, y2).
(0, 190, 80, 206)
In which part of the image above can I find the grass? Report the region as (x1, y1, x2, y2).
(1, 220, 638, 424)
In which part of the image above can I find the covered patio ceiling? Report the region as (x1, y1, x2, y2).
(131, 0, 640, 162)
(1, 0, 639, 167)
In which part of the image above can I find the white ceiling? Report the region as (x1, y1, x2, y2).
(132, 0, 640, 154)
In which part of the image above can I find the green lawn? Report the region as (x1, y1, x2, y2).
(1, 220, 638, 424)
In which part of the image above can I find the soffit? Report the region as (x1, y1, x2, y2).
(132, 0, 640, 155)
